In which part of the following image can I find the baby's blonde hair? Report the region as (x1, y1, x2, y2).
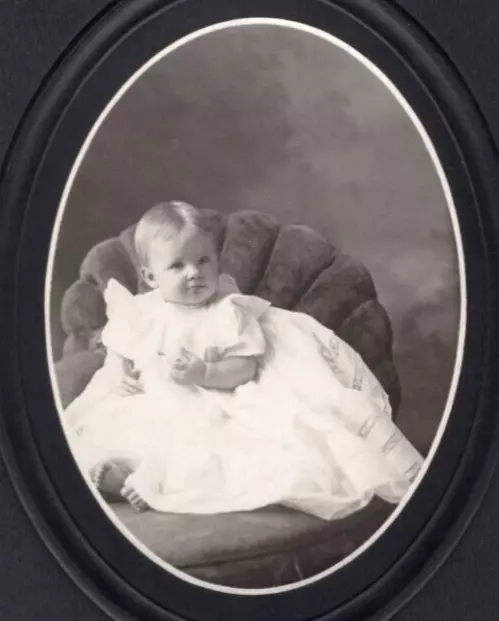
(134, 201, 207, 266)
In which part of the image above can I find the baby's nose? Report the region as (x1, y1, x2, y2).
(185, 264, 200, 279)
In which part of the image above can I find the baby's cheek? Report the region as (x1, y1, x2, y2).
(176, 278, 188, 296)
(206, 267, 218, 287)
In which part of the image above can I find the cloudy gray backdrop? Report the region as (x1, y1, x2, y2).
(50, 24, 461, 454)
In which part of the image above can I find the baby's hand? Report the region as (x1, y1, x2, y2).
(171, 349, 206, 385)
(117, 370, 144, 396)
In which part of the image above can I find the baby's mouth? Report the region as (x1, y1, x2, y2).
(187, 283, 206, 292)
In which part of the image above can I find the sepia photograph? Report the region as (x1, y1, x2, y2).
(46, 20, 464, 591)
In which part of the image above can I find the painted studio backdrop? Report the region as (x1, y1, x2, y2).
(49, 24, 461, 456)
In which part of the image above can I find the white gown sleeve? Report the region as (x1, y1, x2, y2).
(100, 278, 147, 360)
(215, 294, 271, 358)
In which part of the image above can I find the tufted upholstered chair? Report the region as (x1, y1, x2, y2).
(53, 209, 400, 588)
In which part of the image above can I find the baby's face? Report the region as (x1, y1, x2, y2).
(142, 230, 219, 305)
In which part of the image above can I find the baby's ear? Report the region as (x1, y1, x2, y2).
(140, 266, 157, 288)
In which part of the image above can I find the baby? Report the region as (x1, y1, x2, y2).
(109, 202, 257, 393)
(66, 201, 424, 521)
(76, 201, 260, 508)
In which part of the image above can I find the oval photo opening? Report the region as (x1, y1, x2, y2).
(46, 19, 465, 593)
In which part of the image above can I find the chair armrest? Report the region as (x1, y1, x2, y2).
(54, 350, 106, 409)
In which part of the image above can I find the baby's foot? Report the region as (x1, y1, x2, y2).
(90, 458, 135, 501)
(121, 482, 150, 512)
(90, 462, 108, 490)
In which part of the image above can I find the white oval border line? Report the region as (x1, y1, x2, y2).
(44, 17, 467, 596)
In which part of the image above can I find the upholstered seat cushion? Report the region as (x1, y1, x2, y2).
(112, 499, 392, 588)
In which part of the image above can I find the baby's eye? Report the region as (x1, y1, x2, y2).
(169, 262, 184, 270)
(198, 256, 210, 265)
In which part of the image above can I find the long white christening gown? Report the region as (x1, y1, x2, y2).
(65, 277, 423, 520)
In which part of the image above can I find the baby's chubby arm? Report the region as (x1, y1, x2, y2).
(203, 356, 257, 389)
(171, 348, 257, 390)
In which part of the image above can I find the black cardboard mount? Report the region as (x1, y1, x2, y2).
(0, 1, 498, 620)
